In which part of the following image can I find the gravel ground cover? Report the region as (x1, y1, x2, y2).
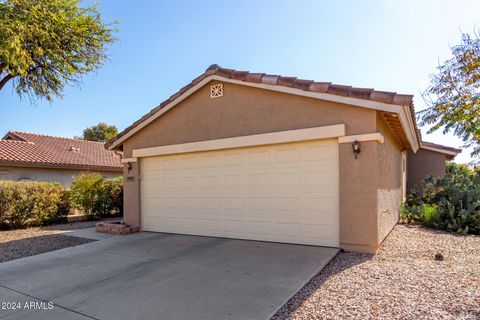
(0, 221, 100, 263)
(272, 224, 480, 320)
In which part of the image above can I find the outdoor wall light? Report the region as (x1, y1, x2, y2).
(127, 162, 132, 172)
(352, 140, 361, 159)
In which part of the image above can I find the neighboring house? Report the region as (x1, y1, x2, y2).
(106, 64, 460, 253)
(0, 131, 122, 187)
(407, 141, 461, 192)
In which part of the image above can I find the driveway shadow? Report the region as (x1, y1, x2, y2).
(270, 251, 373, 320)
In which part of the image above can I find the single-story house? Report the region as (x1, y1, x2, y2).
(0, 131, 122, 187)
(106, 65, 460, 253)
(407, 140, 461, 192)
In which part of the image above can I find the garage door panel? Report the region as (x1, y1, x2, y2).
(141, 139, 339, 247)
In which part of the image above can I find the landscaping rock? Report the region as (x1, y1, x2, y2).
(272, 224, 480, 320)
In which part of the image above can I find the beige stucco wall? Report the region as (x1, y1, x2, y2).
(376, 113, 402, 246)
(339, 140, 379, 252)
(0, 166, 120, 187)
(120, 80, 404, 253)
(122, 81, 376, 158)
(407, 149, 447, 193)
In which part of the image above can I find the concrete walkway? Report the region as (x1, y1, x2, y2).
(0, 229, 338, 320)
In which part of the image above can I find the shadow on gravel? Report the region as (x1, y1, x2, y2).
(0, 234, 95, 263)
(399, 223, 479, 238)
(270, 251, 373, 320)
(39, 216, 123, 231)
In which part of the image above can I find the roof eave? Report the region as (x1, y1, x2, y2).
(420, 143, 462, 159)
(0, 161, 123, 172)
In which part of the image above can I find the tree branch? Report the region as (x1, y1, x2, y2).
(0, 74, 14, 91)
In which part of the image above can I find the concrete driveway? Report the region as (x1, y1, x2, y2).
(0, 229, 338, 320)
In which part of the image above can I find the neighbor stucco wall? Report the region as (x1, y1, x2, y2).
(120, 80, 395, 253)
(376, 113, 403, 246)
(407, 149, 447, 193)
(0, 166, 120, 187)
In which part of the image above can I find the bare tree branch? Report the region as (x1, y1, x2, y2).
(0, 73, 14, 90)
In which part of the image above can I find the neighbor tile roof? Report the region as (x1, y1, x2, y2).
(106, 64, 418, 149)
(421, 141, 462, 154)
(0, 131, 122, 171)
(421, 141, 462, 160)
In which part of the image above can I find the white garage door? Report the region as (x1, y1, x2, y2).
(140, 139, 339, 247)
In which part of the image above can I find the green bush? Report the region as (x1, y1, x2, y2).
(401, 190, 423, 223)
(420, 204, 439, 228)
(403, 162, 480, 234)
(0, 174, 123, 229)
(70, 173, 123, 218)
(0, 181, 69, 229)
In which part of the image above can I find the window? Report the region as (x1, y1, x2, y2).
(0, 171, 10, 180)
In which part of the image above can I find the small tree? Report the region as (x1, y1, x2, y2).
(81, 122, 118, 142)
(0, 0, 116, 101)
(420, 31, 480, 160)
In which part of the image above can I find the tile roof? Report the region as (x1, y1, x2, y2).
(0, 131, 122, 171)
(421, 141, 462, 154)
(106, 64, 417, 149)
(421, 141, 462, 160)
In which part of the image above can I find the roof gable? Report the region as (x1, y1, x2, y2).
(106, 64, 420, 151)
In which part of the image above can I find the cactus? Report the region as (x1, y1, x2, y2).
(403, 163, 480, 234)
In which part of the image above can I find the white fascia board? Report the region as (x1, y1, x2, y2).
(133, 124, 345, 158)
(420, 144, 459, 156)
(398, 106, 419, 152)
(338, 133, 384, 144)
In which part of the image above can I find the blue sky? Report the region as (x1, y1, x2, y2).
(1, 0, 479, 163)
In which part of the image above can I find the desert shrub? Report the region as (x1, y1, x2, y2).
(70, 173, 123, 217)
(0, 181, 69, 229)
(103, 177, 123, 216)
(57, 189, 72, 217)
(403, 162, 480, 234)
(420, 204, 439, 228)
(30, 183, 69, 225)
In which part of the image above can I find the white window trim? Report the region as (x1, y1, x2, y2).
(108, 75, 419, 152)
(133, 124, 345, 158)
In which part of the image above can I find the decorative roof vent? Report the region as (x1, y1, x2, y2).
(210, 83, 223, 98)
(68, 146, 80, 153)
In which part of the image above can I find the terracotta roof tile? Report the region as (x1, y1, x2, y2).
(261, 74, 280, 85)
(0, 132, 122, 171)
(369, 91, 396, 104)
(348, 87, 374, 99)
(327, 84, 351, 96)
(393, 94, 414, 106)
(231, 71, 249, 81)
(215, 67, 234, 78)
(245, 73, 265, 83)
(292, 79, 314, 91)
(422, 141, 462, 153)
(309, 82, 331, 93)
(277, 77, 297, 87)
